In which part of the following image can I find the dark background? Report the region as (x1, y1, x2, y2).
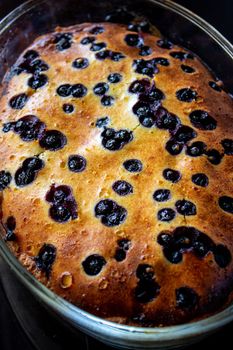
(0, 0, 232, 349)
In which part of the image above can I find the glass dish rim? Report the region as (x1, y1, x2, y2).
(0, 0, 233, 340)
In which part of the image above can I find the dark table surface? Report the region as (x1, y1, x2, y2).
(0, 1, 232, 349)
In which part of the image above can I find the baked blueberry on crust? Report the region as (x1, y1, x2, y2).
(0, 22, 233, 327)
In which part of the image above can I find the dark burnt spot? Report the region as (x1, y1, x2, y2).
(34, 244, 56, 277)
(95, 199, 127, 227)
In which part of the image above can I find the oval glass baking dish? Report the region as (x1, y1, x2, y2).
(0, 0, 233, 349)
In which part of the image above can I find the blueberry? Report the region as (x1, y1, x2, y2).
(95, 49, 111, 60)
(181, 64, 195, 73)
(101, 95, 115, 107)
(157, 232, 173, 246)
(175, 200, 197, 216)
(112, 180, 133, 196)
(221, 139, 233, 155)
(186, 141, 206, 157)
(39, 130, 67, 151)
(205, 149, 222, 165)
(54, 33, 73, 51)
(157, 208, 176, 222)
(163, 168, 181, 183)
(68, 155, 87, 173)
(90, 42, 107, 51)
(176, 287, 198, 309)
(129, 79, 150, 94)
(132, 101, 153, 117)
(163, 247, 182, 264)
(173, 227, 193, 250)
(118, 238, 131, 250)
(139, 115, 155, 128)
(156, 39, 173, 49)
(105, 8, 134, 24)
(24, 50, 39, 61)
(2, 122, 13, 133)
(14, 115, 45, 142)
(93, 82, 109, 96)
(123, 159, 143, 172)
(80, 36, 96, 45)
(107, 73, 122, 84)
(218, 196, 233, 214)
(127, 21, 150, 33)
(172, 125, 197, 143)
(46, 185, 72, 204)
(15, 168, 36, 187)
(165, 140, 184, 155)
(6, 216, 16, 231)
(135, 279, 160, 303)
(189, 110, 217, 130)
(114, 248, 126, 262)
(124, 34, 144, 47)
(23, 157, 44, 171)
(139, 46, 152, 56)
(192, 173, 209, 187)
(111, 51, 125, 61)
(95, 199, 115, 216)
(153, 189, 171, 202)
(193, 232, 213, 258)
(49, 204, 71, 223)
(57, 84, 72, 97)
(153, 57, 170, 66)
(29, 59, 49, 74)
(63, 104, 74, 114)
(170, 51, 194, 60)
(176, 88, 197, 102)
(72, 57, 89, 69)
(89, 26, 105, 35)
(82, 254, 106, 276)
(95, 116, 109, 128)
(34, 244, 56, 277)
(209, 81, 222, 92)
(133, 59, 158, 77)
(9, 93, 28, 109)
(136, 264, 154, 281)
(71, 84, 88, 98)
(0, 171, 12, 191)
(95, 199, 127, 227)
(155, 108, 180, 131)
(213, 244, 231, 268)
(28, 74, 48, 89)
(148, 87, 165, 101)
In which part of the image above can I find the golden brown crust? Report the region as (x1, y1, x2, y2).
(0, 22, 233, 326)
